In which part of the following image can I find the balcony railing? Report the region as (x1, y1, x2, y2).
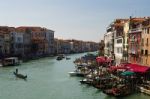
(129, 28, 142, 33)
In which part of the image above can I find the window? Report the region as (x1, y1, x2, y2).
(147, 38, 149, 46)
(117, 39, 122, 43)
(141, 58, 143, 64)
(141, 49, 143, 55)
(17, 37, 21, 42)
(117, 48, 119, 53)
(145, 50, 148, 55)
(120, 48, 121, 53)
(142, 38, 144, 46)
(148, 28, 149, 34)
(144, 28, 146, 34)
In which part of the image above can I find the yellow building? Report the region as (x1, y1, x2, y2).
(141, 18, 150, 66)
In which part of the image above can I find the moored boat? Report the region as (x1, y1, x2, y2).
(2, 57, 20, 66)
(103, 85, 132, 97)
(56, 54, 65, 60)
(68, 71, 86, 77)
(56, 56, 63, 60)
(80, 78, 93, 85)
(66, 57, 71, 60)
(69, 71, 78, 76)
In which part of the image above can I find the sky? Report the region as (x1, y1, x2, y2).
(0, 0, 150, 42)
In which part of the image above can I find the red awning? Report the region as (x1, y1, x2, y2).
(96, 57, 105, 63)
(110, 66, 127, 70)
(96, 57, 112, 63)
(126, 64, 150, 73)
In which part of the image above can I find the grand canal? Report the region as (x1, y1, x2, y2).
(0, 53, 149, 99)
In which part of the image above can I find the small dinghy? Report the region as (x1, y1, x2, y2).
(14, 69, 27, 80)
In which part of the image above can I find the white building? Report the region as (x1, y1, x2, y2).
(45, 29, 54, 55)
(113, 19, 128, 64)
(104, 26, 114, 58)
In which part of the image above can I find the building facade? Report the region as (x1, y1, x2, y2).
(45, 29, 54, 55)
(0, 26, 15, 58)
(11, 32, 24, 57)
(128, 18, 145, 64)
(113, 19, 128, 64)
(122, 20, 130, 62)
(104, 26, 114, 57)
(141, 18, 150, 66)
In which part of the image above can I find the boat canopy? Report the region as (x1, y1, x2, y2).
(126, 64, 150, 73)
(121, 71, 135, 76)
(96, 57, 112, 63)
(110, 66, 127, 71)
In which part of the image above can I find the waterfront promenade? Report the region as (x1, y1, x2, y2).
(0, 53, 149, 99)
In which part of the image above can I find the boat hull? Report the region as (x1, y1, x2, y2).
(14, 72, 27, 79)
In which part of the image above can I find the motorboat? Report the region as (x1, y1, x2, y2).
(68, 71, 86, 77)
(68, 71, 77, 76)
(3, 57, 20, 66)
(56, 54, 65, 60)
(80, 78, 93, 85)
(56, 56, 63, 60)
(66, 57, 71, 60)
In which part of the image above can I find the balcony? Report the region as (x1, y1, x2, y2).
(129, 28, 142, 33)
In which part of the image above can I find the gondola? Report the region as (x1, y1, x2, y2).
(14, 72, 27, 79)
(13, 69, 27, 79)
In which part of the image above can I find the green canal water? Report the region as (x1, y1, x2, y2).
(0, 53, 149, 99)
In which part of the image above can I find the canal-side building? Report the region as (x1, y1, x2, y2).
(70, 41, 74, 53)
(99, 40, 105, 56)
(141, 17, 150, 66)
(0, 26, 15, 58)
(122, 19, 130, 62)
(17, 27, 54, 57)
(54, 39, 62, 54)
(89, 42, 99, 52)
(17, 26, 55, 57)
(0, 33, 4, 59)
(10, 31, 24, 58)
(113, 19, 128, 64)
(16, 27, 32, 59)
(54, 39, 99, 54)
(81, 41, 87, 52)
(31, 27, 47, 57)
(55, 39, 71, 54)
(70, 40, 81, 53)
(128, 17, 145, 64)
(45, 29, 55, 55)
(104, 25, 114, 58)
